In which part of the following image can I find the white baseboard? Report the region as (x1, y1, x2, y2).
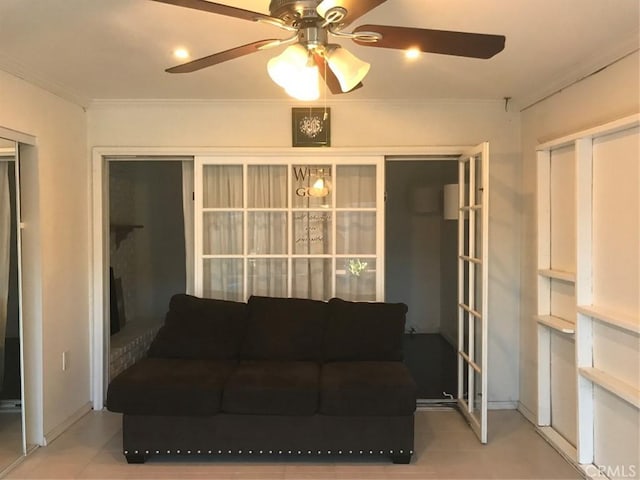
(488, 401, 518, 410)
(517, 401, 537, 424)
(537, 426, 578, 463)
(43, 402, 92, 446)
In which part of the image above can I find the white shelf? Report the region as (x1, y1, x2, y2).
(579, 368, 640, 409)
(577, 305, 640, 335)
(538, 269, 576, 283)
(537, 315, 575, 334)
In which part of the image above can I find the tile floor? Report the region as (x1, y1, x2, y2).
(3, 409, 583, 479)
(0, 413, 23, 473)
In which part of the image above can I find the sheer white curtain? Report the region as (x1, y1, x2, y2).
(181, 161, 194, 295)
(335, 165, 377, 301)
(0, 163, 10, 388)
(247, 166, 287, 297)
(291, 165, 332, 300)
(202, 165, 244, 300)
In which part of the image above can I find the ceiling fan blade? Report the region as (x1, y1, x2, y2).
(318, 0, 388, 27)
(166, 39, 279, 73)
(313, 53, 341, 94)
(312, 53, 363, 94)
(152, 0, 283, 26)
(353, 25, 506, 59)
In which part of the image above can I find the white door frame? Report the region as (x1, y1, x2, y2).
(90, 145, 474, 409)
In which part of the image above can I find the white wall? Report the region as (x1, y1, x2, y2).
(518, 52, 640, 419)
(89, 98, 522, 406)
(0, 70, 90, 443)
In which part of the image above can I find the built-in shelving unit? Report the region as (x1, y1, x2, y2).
(536, 114, 640, 477)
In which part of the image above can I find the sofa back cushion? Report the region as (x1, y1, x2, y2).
(148, 294, 247, 360)
(240, 296, 327, 361)
(324, 297, 407, 361)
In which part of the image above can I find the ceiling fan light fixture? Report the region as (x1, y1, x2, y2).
(284, 63, 320, 101)
(267, 43, 320, 100)
(267, 43, 309, 87)
(325, 46, 370, 92)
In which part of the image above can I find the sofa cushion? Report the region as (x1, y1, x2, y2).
(106, 358, 236, 416)
(320, 361, 417, 416)
(240, 296, 327, 361)
(324, 298, 407, 361)
(222, 361, 320, 415)
(148, 294, 247, 360)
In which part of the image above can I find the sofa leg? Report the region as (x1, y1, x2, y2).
(125, 453, 148, 464)
(391, 454, 411, 464)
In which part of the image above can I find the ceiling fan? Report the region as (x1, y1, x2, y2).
(152, 0, 506, 100)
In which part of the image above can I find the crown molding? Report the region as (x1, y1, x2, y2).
(519, 32, 639, 112)
(0, 54, 90, 108)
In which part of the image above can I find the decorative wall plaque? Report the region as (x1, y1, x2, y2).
(292, 107, 331, 147)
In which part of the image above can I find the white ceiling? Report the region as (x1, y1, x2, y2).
(0, 0, 638, 107)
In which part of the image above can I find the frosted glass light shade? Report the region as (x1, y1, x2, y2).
(267, 44, 309, 87)
(284, 64, 320, 101)
(267, 44, 320, 101)
(326, 47, 370, 92)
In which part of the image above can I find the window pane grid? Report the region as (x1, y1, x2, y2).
(198, 158, 380, 301)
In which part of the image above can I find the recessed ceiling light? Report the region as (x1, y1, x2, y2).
(405, 48, 421, 60)
(173, 48, 190, 59)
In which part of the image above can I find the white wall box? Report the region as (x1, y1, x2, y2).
(536, 114, 640, 478)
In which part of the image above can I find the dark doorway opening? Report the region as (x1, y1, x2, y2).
(385, 159, 458, 401)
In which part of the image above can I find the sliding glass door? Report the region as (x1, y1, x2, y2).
(194, 156, 384, 302)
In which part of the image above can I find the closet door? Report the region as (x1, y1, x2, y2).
(457, 143, 489, 443)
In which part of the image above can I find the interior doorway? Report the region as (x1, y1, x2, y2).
(107, 160, 189, 381)
(385, 158, 458, 402)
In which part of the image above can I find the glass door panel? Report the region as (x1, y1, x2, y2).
(203, 258, 244, 301)
(247, 165, 287, 208)
(457, 143, 489, 444)
(336, 212, 376, 254)
(203, 165, 243, 208)
(292, 212, 332, 255)
(336, 165, 376, 208)
(203, 212, 243, 255)
(247, 258, 287, 297)
(247, 212, 287, 255)
(292, 258, 332, 300)
(336, 258, 377, 301)
(292, 164, 332, 208)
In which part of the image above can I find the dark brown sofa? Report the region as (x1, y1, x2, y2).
(106, 294, 416, 464)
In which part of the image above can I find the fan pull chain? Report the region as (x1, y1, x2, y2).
(323, 58, 328, 121)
